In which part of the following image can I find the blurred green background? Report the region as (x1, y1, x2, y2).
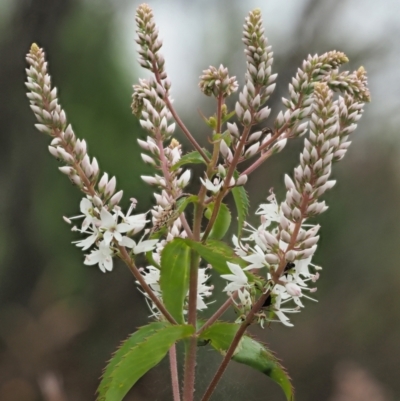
(1, 0, 400, 400)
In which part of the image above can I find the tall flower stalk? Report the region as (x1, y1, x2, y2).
(25, 4, 370, 401)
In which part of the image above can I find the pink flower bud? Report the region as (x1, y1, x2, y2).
(285, 282, 302, 297)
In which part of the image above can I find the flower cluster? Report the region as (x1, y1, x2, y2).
(231, 8, 276, 130)
(135, 3, 166, 77)
(26, 5, 371, 400)
(132, 6, 215, 315)
(279, 51, 350, 136)
(26, 44, 156, 273)
(26, 3, 370, 329)
(222, 78, 367, 326)
(225, 193, 321, 327)
(228, 8, 277, 153)
(199, 64, 238, 98)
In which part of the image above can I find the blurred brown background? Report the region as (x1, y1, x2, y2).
(1, 0, 399, 400)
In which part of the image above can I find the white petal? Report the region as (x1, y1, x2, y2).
(100, 208, 115, 228)
(274, 310, 294, 327)
(103, 231, 113, 245)
(133, 239, 159, 254)
(119, 236, 135, 248)
(74, 233, 98, 250)
(80, 198, 93, 214)
(102, 256, 113, 272)
(84, 250, 101, 265)
(227, 262, 248, 283)
(116, 223, 133, 233)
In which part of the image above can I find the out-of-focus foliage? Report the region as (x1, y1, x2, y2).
(0, 0, 399, 400)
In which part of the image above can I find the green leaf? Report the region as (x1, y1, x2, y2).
(99, 322, 168, 398)
(160, 239, 191, 323)
(231, 184, 250, 238)
(171, 149, 211, 171)
(233, 337, 293, 401)
(199, 322, 294, 401)
(212, 131, 231, 146)
(98, 323, 194, 401)
(175, 195, 198, 215)
(198, 321, 239, 351)
(181, 238, 246, 274)
(204, 203, 232, 240)
(221, 109, 236, 124)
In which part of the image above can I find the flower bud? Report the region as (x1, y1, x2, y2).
(109, 190, 123, 207)
(285, 282, 302, 297)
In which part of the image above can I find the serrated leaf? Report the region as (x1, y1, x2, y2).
(181, 238, 246, 274)
(171, 149, 211, 171)
(199, 322, 294, 401)
(233, 337, 293, 401)
(231, 185, 250, 237)
(204, 203, 232, 240)
(160, 239, 191, 323)
(98, 324, 194, 401)
(98, 322, 168, 399)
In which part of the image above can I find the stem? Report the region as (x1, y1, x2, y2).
(181, 93, 226, 400)
(169, 344, 181, 401)
(182, 250, 200, 401)
(180, 213, 194, 239)
(241, 94, 305, 177)
(180, 93, 225, 399)
(152, 65, 210, 163)
(240, 148, 273, 177)
(118, 246, 178, 325)
(200, 290, 271, 401)
(196, 292, 237, 336)
(202, 125, 252, 241)
(216, 95, 223, 136)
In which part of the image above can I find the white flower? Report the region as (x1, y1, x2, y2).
(237, 288, 252, 308)
(66, 198, 99, 232)
(276, 279, 304, 308)
(255, 193, 281, 224)
(271, 290, 300, 327)
(99, 208, 127, 245)
(139, 266, 162, 318)
(120, 237, 158, 254)
(294, 255, 313, 279)
(285, 282, 302, 297)
(232, 235, 248, 257)
(73, 225, 99, 250)
(177, 169, 191, 188)
(200, 177, 223, 193)
(241, 245, 267, 270)
(99, 209, 148, 245)
(221, 262, 249, 294)
(141, 265, 161, 295)
(120, 213, 149, 235)
(197, 267, 213, 310)
(84, 240, 114, 273)
(79, 198, 99, 231)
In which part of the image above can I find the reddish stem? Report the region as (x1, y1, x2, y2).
(200, 290, 271, 401)
(169, 344, 181, 401)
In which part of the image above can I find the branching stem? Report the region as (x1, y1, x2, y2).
(200, 290, 271, 401)
(118, 246, 178, 325)
(152, 64, 210, 163)
(196, 292, 237, 336)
